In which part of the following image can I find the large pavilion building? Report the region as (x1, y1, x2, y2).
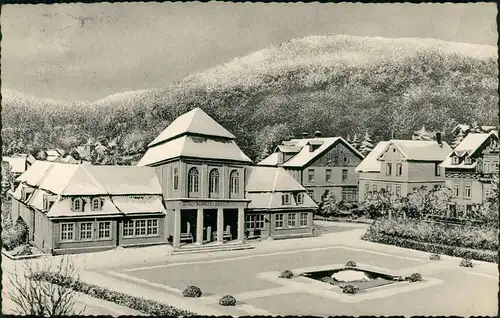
(9, 108, 317, 254)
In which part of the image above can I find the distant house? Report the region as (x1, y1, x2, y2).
(46, 149, 65, 162)
(355, 136, 452, 200)
(258, 132, 364, 204)
(451, 124, 497, 138)
(9, 161, 166, 255)
(440, 131, 499, 217)
(2, 154, 35, 179)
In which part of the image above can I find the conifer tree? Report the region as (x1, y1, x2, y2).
(351, 133, 360, 150)
(451, 129, 465, 148)
(360, 132, 374, 156)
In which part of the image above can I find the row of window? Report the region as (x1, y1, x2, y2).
(452, 183, 472, 199)
(281, 193, 304, 205)
(71, 197, 103, 212)
(385, 163, 404, 176)
(364, 184, 402, 196)
(184, 167, 240, 196)
(325, 153, 350, 165)
(275, 213, 309, 228)
(60, 219, 159, 242)
(308, 169, 349, 183)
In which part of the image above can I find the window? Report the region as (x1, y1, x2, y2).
(396, 186, 401, 196)
(307, 189, 314, 199)
(282, 193, 290, 205)
(342, 169, 348, 182)
(343, 156, 348, 164)
(135, 220, 147, 236)
(296, 193, 304, 204)
(342, 187, 358, 202)
(435, 163, 441, 176)
(308, 169, 315, 182)
(364, 184, 369, 197)
(187, 167, 199, 194)
(173, 168, 179, 190)
(275, 214, 284, 228)
(123, 220, 134, 237)
(72, 198, 83, 212)
(229, 170, 240, 196)
(396, 163, 402, 176)
(91, 198, 101, 211)
(433, 185, 441, 191)
(326, 153, 333, 163)
(80, 222, 93, 240)
(325, 169, 332, 182)
(386, 185, 392, 193)
(299, 213, 308, 226)
(452, 156, 459, 164)
(246, 214, 265, 230)
(209, 169, 220, 195)
(98, 221, 111, 239)
(386, 163, 392, 176)
(61, 223, 74, 241)
(147, 219, 158, 236)
(484, 162, 490, 173)
(453, 184, 460, 197)
(288, 213, 297, 227)
(464, 157, 471, 165)
(464, 185, 471, 199)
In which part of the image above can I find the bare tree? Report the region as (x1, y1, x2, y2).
(5, 257, 84, 316)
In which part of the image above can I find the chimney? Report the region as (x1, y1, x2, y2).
(302, 132, 308, 139)
(436, 132, 443, 147)
(314, 130, 322, 138)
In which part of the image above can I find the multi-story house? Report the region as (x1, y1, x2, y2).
(440, 131, 499, 217)
(257, 132, 364, 204)
(10, 108, 317, 254)
(355, 136, 452, 200)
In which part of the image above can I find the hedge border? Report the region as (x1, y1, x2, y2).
(32, 271, 194, 316)
(362, 232, 498, 263)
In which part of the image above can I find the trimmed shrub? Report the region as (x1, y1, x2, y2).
(459, 258, 474, 268)
(31, 271, 194, 316)
(182, 286, 202, 298)
(406, 273, 423, 282)
(219, 295, 236, 306)
(1, 223, 28, 251)
(429, 253, 441, 261)
(279, 270, 294, 279)
(341, 284, 358, 294)
(345, 261, 357, 267)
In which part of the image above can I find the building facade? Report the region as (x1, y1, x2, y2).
(356, 138, 452, 200)
(258, 132, 364, 204)
(440, 131, 499, 217)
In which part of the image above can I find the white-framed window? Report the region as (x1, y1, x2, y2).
(464, 185, 471, 199)
(188, 167, 199, 194)
(246, 214, 265, 230)
(386, 185, 392, 193)
(229, 170, 240, 196)
(396, 163, 403, 176)
(98, 221, 111, 239)
(147, 219, 159, 236)
(464, 157, 472, 165)
(209, 168, 220, 195)
(325, 169, 332, 182)
(452, 156, 459, 164)
(299, 213, 308, 226)
(307, 189, 314, 199)
(173, 167, 179, 190)
(342, 187, 358, 202)
(123, 220, 134, 237)
(72, 198, 83, 212)
(282, 193, 291, 205)
(275, 214, 284, 228)
(453, 184, 460, 197)
(287, 213, 297, 227)
(79, 222, 93, 240)
(296, 193, 304, 204)
(396, 186, 401, 196)
(91, 198, 102, 211)
(342, 169, 348, 182)
(308, 169, 315, 182)
(135, 220, 147, 236)
(435, 163, 441, 176)
(364, 184, 369, 198)
(61, 223, 74, 241)
(386, 163, 392, 176)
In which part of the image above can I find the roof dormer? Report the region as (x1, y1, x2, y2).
(307, 140, 324, 152)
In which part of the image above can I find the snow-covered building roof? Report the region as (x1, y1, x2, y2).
(452, 124, 497, 135)
(355, 141, 390, 173)
(377, 140, 452, 162)
(148, 108, 235, 148)
(440, 132, 498, 169)
(2, 156, 29, 174)
(258, 137, 364, 168)
(245, 166, 317, 210)
(139, 108, 252, 166)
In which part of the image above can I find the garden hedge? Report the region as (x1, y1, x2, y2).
(31, 271, 194, 316)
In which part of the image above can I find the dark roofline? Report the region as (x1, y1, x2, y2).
(148, 131, 236, 149)
(146, 155, 252, 167)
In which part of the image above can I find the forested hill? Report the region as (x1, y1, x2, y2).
(2, 35, 498, 162)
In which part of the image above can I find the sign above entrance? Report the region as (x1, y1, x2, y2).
(181, 200, 248, 208)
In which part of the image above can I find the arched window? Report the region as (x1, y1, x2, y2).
(188, 167, 199, 194)
(72, 198, 83, 212)
(281, 193, 291, 205)
(91, 198, 101, 211)
(229, 170, 239, 197)
(173, 168, 179, 190)
(209, 169, 220, 195)
(296, 193, 304, 205)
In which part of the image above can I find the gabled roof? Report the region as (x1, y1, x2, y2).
(440, 132, 498, 169)
(83, 166, 162, 195)
(246, 166, 305, 192)
(148, 108, 235, 148)
(138, 135, 252, 166)
(46, 149, 62, 157)
(16, 160, 53, 185)
(377, 140, 452, 162)
(2, 156, 28, 174)
(276, 145, 301, 153)
(355, 141, 390, 173)
(282, 137, 364, 168)
(246, 192, 317, 210)
(257, 152, 279, 166)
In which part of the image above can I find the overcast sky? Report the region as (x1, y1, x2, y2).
(1, 2, 497, 101)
